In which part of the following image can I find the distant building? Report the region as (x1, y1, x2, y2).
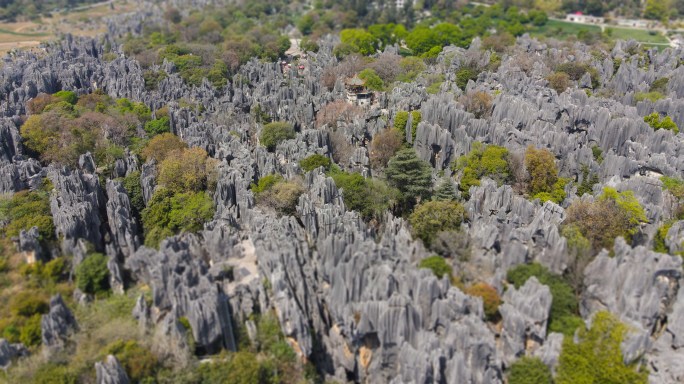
(616, 19, 650, 29)
(345, 75, 374, 107)
(565, 12, 605, 24)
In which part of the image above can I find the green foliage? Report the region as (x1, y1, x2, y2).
(330, 171, 399, 221)
(252, 177, 304, 217)
(385, 148, 433, 209)
(358, 68, 384, 91)
(157, 147, 217, 194)
(556, 311, 649, 384)
(418, 255, 452, 279)
(565, 187, 647, 251)
(121, 171, 145, 215)
(591, 145, 604, 163)
(394, 110, 410, 139)
(634, 91, 665, 103)
(53, 90, 78, 105)
(10, 291, 49, 317)
(508, 357, 553, 384)
(251, 174, 283, 195)
(533, 178, 569, 204)
(76, 253, 110, 295)
(662, 176, 684, 201)
(260, 121, 295, 151)
(456, 67, 479, 90)
(105, 340, 158, 382)
(142, 189, 215, 248)
(453, 142, 509, 199)
(654, 221, 674, 253)
(144, 117, 171, 136)
(0, 189, 55, 241)
(650, 77, 669, 93)
(433, 178, 457, 201)
(507, 263, 582, 336)
(299, 154, 332, 172)
(525, 146, 559, 197)
(644, 113, 679, 134)
(19, 314, 43, 346)
(339, 28, 376, 55)
(31, 363, 78, 384)
(576, 165, 598, 197)
(409, 200, 466, 246)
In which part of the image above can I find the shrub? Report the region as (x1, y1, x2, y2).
(53, 90, 78, 105)
(410, 111, 421, 141)
(144, 116, 171, 136)
(10, 291, 49, 317)
(140, 132, 187, 161)
(358, 68, 384, 91)
(507, 263, 582, 335)
(105, 340, 158, 382)
(260, 121, 295, 151)
(76, 253, 110, 295)
(409, 201, 466, 246)
(32, 363, 77, 384)
(466, 282, 501, 321)
(418, 255, 453, 279)
(251, 174, 284, 194)
(460, 91, 493, 118)
(0, 189, 55, 241)
(508, 357, 553, 384)
(394, 110, 410, 139)
(453, 142, 510, 199)
(525, 146, 559, 196)
(547, 72, 570, 94)
(19, 314, 43, 346)
(456, 67, 479, 90)
(654, 221, 673, 253)
(370, 128, 403, 169)
(142, 189, 215, 247)
(644, 112, 679, 134)
(385, 148, 432, 209)
(662, 176, 684, 200)
(634, 91, 664, 103)
(564, 187, 647, 251)
(157, 147, 218, 194)
(650, 77, 669, 93)
(330, 171, 399, 221)
(255, 180, 305, 216)
(121, 171, 145, 215)
(556, 311, 648, 384)
(299, 154, 332, 172)
(27, 93, 56, 114)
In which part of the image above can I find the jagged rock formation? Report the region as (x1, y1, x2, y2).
(41, 294, 78, 355)
(1, 11, 684, 382)
(0, 339, 27, 369)
(95, 355, 130, 384)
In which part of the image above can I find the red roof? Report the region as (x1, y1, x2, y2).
(574, 11, 583, 15)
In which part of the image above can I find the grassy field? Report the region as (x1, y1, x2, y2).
(530, 19, 602, 40)
(0, 0, 139, 54)
(607, 27, 669, 45)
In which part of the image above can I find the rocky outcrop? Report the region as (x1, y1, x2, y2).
(0, 339, 27, 369)
(95, 355, 130, 384)
(48, 165, 105, 257)
(41, 294, 78, 355)
(499, 277, 553, 365)
(126, 235, 236, 355)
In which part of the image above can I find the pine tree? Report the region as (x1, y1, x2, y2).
(433, 177, 457, 201)
(385, 148, 432, 210)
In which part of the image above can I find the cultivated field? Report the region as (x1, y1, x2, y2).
(0, 0, 139, 54)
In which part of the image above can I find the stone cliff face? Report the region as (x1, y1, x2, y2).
(1, 13, 684, 382)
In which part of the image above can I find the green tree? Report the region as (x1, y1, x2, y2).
(358, 68, 384, 91)
(456, 67, 479, 90)
(508, 357, 553, 384)
(466, 282, 502, 321)
(299, 154, 332, 172)
(331, 171, 400, 221)
(340, 28, 376, 55)
(418, 255, 453, 279)
(409, 200, 466, 246)
(453, 142, 509, 200)
(644, 113, 679, 134)
(0, 188, 55, 241)
(644, 0, 670, 20)
(406, 27, 439, 56)
(433, 178, 457, 201)
(142, 189, 214, 248)
(556, 311, 648, 384)
(144, 117, 171, 136)
(260, 121, 295, 151)
(507, 263, 582, 335)
(76, 253, 110, 295)
(385, 148, 433, 209)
